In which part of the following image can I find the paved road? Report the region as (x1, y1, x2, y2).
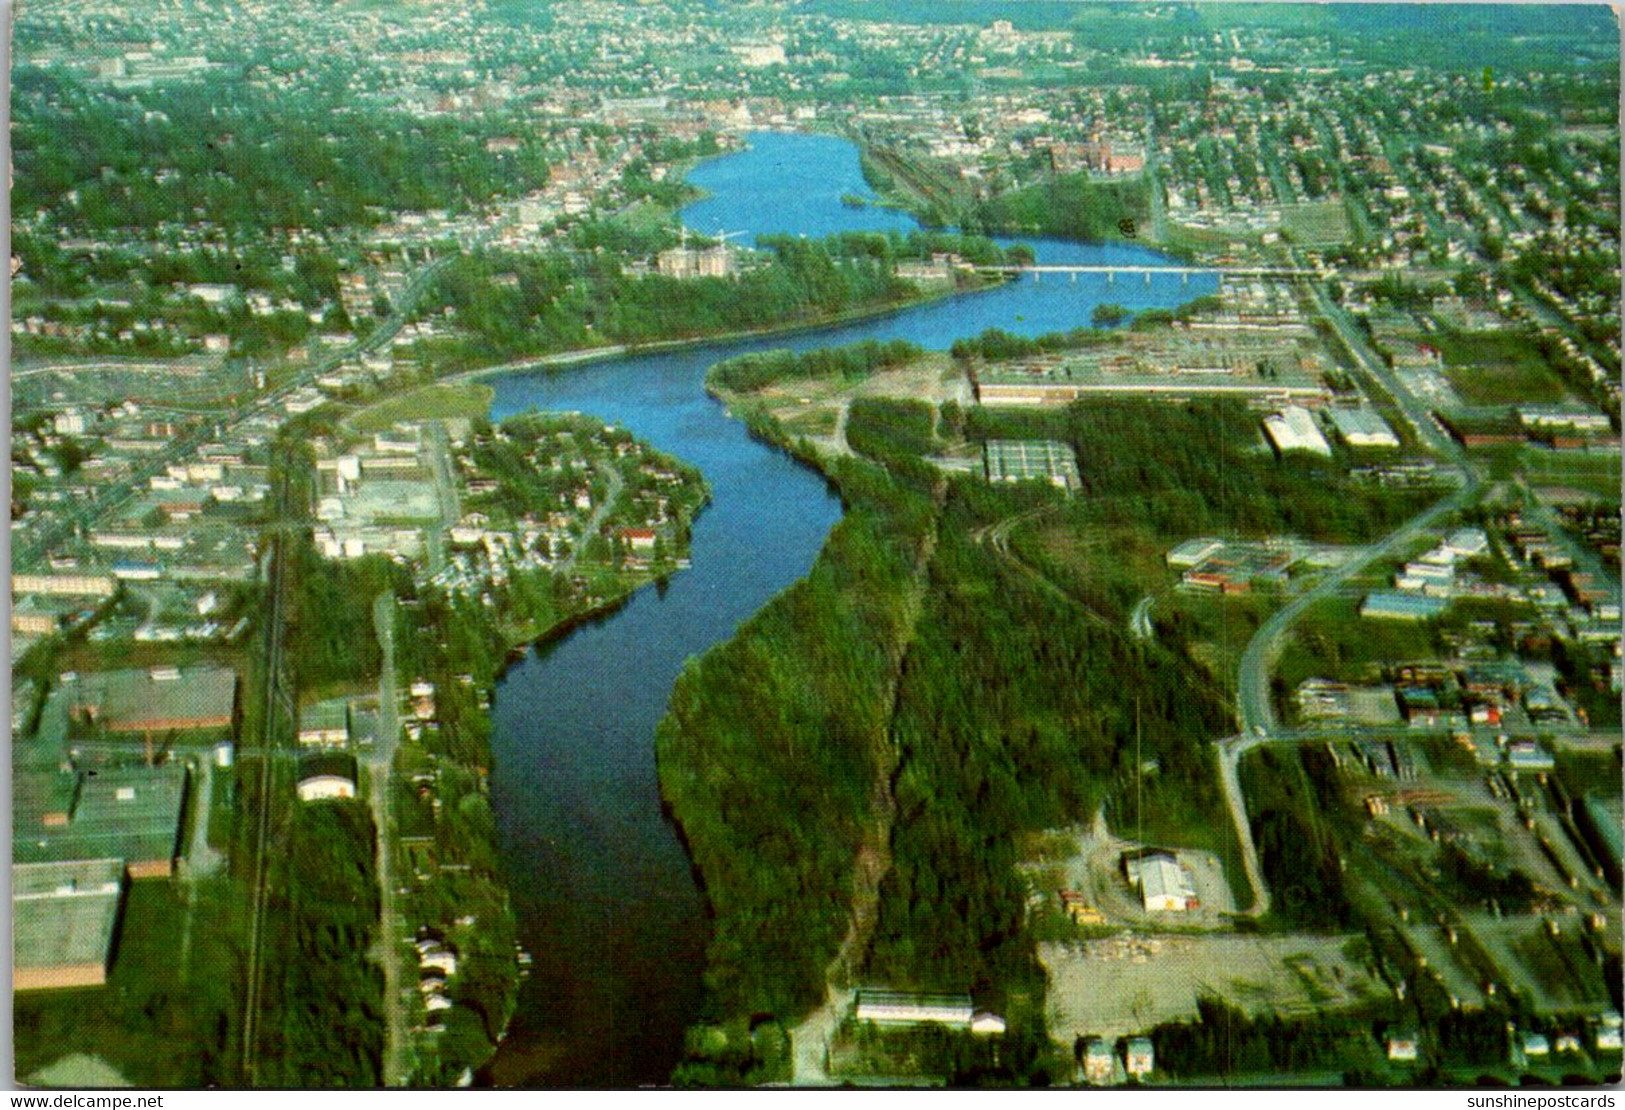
(556, 462, 623, 575)
(1129, 595, 1155, 641)
(1214, 733, 1272, 917)
(369, 592, 410, 1087)
(424, 422, 462, 578)
(185, 756, 224, 879)
(1218, 264, 1493, 915)
(1233, 479, 1479, 736)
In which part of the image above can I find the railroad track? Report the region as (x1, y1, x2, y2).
(239, 463, 294, 1085)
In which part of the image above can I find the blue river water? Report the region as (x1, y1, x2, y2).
(482, 131, 1216, 1087)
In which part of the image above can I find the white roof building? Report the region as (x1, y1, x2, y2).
(1444, 528, 1490, 559)
(1387, 1029, 1420, 1061)
(1263, 407, 1331, 456)
(297, 775, 356, 802)
(1329, 407, 1400, 448)
(1125, 852, 1195, 912)
(1083, 1038, 1115, 1083)
(1125, 1036, 1155, 1077)
(854, 990, 974, 1029)
(1167, 538, 1225, 568)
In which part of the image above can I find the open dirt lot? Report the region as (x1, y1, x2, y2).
(1042, 931, 1385, 1042)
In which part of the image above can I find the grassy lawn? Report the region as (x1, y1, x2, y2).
(777, 407, 840, 437)
(1276, 596, 1442, 688)
(1446, 364, 1569, 406)
(1525, 453, 1623, 502)
(1429, 328, 1548, 369)
(206, 758, 236, 852)
(348, 382, 494, 432)
(1280, 200, 1350, 245)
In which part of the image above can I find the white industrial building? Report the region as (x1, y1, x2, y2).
(1328, 407, 1400, 448)
(1262, 407, 1331, 456)
(1443, 528, 1489, 559)
(1124, 851, 1196, 912)
(854, 990, 975, 1029)
(1166, 538, 1225, 568)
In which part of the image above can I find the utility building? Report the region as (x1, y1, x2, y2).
(983, 440, 1081, 492)
(1263, 406, 1332, 456)
(297, 752, 359, 802)
(1328, 407, 1400, 448)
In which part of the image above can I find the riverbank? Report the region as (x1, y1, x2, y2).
(444, 274, 1004, 391)
(341, 412, 710, 1085)
(473, 129, 1223, 1087)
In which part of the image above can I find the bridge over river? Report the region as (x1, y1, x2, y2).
(974, 263, 1320, 282)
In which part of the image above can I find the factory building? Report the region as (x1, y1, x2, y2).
(1328, 407, 1400, 448)
(1262, 406, 1331, 456)
(1360, 592, 1448, 621)
(62, 665, 238, 736)
(13, 859, 126, 990)
(14, 764, 189, 879)
(853, 990, 975, 1029)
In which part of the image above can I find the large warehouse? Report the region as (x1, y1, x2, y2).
(13, 859, 126, 990)
(1262, 406, 1332, 456)
(63, 665, 238, 736)
(14, 763, 189, 878)
(854, 990, 975, 1028)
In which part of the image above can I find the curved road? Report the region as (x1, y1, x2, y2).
(1218, 260, 1492, 916)
(1234, 476, 1480, 736)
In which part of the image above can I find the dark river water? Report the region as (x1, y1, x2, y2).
(483, 130, 1217, 1087)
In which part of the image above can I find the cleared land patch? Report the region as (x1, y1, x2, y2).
(347, 382, 495, 432)
(1041, 931, 1384, 1042)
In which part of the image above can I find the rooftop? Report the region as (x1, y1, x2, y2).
(13, 859, 125, 976)
(14, 763, 188, 867)
(62, 666, 237, 735)
(983, 439, 1081, 491)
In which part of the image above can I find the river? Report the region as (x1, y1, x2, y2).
(482, 130, 1217, 1087)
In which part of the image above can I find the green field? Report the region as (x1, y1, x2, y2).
(348, 382, 495, 432)
(1445, 364, 1569, 405)
(1280, 200, 1350, 245)
(1275, 596, 1442, 689)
